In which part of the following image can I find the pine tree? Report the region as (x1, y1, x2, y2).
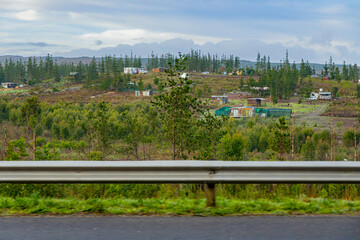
(100, 57, 105, 74)
(323, 61, 329, 76)
(342, 61, 349, 80)
(335, 67, 341, 82)
(54, 62, 61, 82)
(0, 64, 4, 83)
(151, 54, 204, 160)
(88, 57, 98, 82)
(256, 52, 261, 74)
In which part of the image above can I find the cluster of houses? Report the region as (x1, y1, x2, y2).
(213, 96, 292, 118)
(124, 67, 171, 74)
(216, 106, 292, 118)
(124, 67, 148, 75)
(211, 96, 266, 106)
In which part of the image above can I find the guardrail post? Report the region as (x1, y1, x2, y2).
(205, 183, 216, 207)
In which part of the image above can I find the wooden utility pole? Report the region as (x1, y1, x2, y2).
(205, 183, 216, 207)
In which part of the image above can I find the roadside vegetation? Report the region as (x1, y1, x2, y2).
(0, 197, 359, 216)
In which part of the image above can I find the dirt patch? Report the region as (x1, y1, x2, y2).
(321, 111, 358, 118)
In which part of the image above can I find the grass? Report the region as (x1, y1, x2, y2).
(0, 88, 29, 96)
(0, 197, 359, 216)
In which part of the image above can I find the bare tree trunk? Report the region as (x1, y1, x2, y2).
(33, 130, 36, 160)
(143, 143, 146, 160)
(4, 125, 8, 146)
(134, 144, 139, 160)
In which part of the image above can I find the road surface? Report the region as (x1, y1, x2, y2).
(0, 216, 359, 240)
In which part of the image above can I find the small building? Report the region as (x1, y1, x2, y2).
(138, 68, 148, 74)
(309, 92, 319, 100)
(215, 107, 231, 116)
(211, 95, 229, 104)
(230, 107, 255, 118)
(319, 92, 331, 100)
(124, 67, 139, 74)
(1, 82, 17, 88)
(135, 90, 153, 97)
(152, 67, 168, 73)
(247, 98, 266, 107)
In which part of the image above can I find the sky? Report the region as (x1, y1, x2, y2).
(0, 0, 360, 63)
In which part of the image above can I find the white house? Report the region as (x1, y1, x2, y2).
(124, 67, 139, 74)
(1, 82, 17, 88)
(319, 92, 331, 100)
(309, 92, 319, 100)
(135, 90, 153, 97)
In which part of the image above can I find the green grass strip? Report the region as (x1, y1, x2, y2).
(0, 197, 359, 216)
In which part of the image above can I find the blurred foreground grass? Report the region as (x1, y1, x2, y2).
(0, 197, 359, 216)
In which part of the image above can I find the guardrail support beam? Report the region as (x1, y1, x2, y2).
(205, 183, 216, 207)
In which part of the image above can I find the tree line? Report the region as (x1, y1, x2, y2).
(0, 54, 142, 86)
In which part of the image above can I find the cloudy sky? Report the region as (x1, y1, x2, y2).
(0, 0, 359, 63)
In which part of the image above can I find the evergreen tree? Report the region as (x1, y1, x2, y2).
(151, 54, 204, 159)
(323, 61, 329, 76)
(54, 62, 61, 82)
(271, 117, 290, 160)
(138, 78, 144, 91)
(335, 67, 341, 82)
(342, 61, 349, 80)
(0, 64, 4, 83)
(88, 57, 98, 82)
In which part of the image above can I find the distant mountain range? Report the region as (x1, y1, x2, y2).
(54, 38, 206, 58)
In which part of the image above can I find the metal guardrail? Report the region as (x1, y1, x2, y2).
(1, 161, 359, 206)
(1, 161, 360, 183)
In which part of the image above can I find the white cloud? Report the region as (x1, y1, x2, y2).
(80, 29, 227, 47)
(261, 34, 360, 60)
(316, 5, 349, 15)
(0, 0, 46, 11)
(14, 10, 40, 21)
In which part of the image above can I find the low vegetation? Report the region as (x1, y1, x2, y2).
(0, 197, 359, 216)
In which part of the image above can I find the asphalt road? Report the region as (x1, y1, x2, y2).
(0, 216, 359, 240)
